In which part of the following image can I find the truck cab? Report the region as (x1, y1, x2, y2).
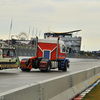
(38, 37, 69, 71)
(0, 41, 19, 70)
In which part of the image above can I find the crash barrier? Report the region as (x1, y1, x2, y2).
(0, 66, 100, 100)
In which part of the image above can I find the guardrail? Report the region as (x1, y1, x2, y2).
(0, 66, 100, 100)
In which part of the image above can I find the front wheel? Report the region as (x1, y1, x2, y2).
(21, 68, 31, 72)
(46, 60, 51, 72)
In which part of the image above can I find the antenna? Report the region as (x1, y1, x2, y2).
(32, 27, 34, 37)
(28, 26, 31, 39)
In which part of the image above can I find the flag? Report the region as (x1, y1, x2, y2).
(35, 28, 38, 36)
(10, 18, 13, 30)
(28, 26, 31, 39)
(39, 30, 41, 37)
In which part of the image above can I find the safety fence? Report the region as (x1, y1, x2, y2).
(13, 44, 35, 56)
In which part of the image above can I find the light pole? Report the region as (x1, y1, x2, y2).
(8, 18, 13, 43)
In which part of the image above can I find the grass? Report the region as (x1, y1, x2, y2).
(82, 82, 100, 100)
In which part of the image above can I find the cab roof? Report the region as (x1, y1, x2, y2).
(0, 41, 15, 49)
(38, 37, 64, 45)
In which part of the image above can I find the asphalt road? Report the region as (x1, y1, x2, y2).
(0, 60, 100, 93)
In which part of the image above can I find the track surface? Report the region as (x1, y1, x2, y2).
(0, 60, 100, 93)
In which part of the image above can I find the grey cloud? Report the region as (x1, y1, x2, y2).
(31, 5, 54, 13)
(0, 0, 100, 51)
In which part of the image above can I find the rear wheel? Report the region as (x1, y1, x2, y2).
(58, 61, 61, 70)
(0, 68, 3, 70)
(63, 61, 67, 72)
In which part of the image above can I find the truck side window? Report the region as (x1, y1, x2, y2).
(62, 45, 65, 52)
(3, 50, 8, 57)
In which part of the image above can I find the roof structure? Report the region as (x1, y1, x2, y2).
(48, 29, 81, 34)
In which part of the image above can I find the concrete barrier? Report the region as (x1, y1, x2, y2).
(39, 75, 71, 100)
(0, 83, 40, 100)
(0, 66, 100, 100)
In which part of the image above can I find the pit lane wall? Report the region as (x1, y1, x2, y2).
(0, 66, 100, 100)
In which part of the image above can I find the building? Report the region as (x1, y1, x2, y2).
(44, 30, 82, 55)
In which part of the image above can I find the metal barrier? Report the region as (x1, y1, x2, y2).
(13, 44, 35, 56)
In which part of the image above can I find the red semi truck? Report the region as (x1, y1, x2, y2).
(20, 37, 70, 72)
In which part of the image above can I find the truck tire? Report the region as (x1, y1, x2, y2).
(58, 61, 61, 70)
(46, 60, 51, 72)
(63, 61, 68, 72)
(0, 68, 3, 70)
(21, 68, 31, 72)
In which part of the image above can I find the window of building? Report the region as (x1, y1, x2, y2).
(76, 41, 81, 43)
(58, 35, 63, 38)
(64, 35, 71, 38)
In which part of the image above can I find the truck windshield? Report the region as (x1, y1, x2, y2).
(3, 49, 16, 58)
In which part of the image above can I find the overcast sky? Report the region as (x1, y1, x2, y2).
(0, 0, 100, 51)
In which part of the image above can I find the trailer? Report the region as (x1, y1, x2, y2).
(0, 41, 19, 70)
(20, 37, 70, 72)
